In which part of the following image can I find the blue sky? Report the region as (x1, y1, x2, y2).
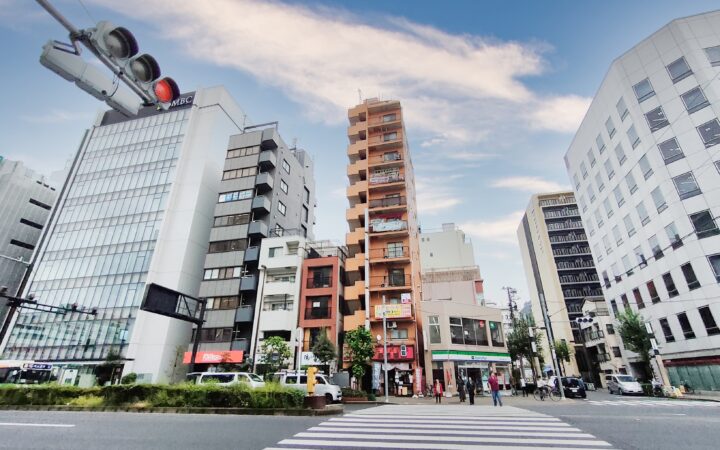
(2, 0, 718, 308)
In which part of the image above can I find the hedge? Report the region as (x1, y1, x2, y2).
(0, 383, 305, 409)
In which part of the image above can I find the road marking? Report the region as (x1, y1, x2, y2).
(322, 421, 580, 432)
(278, 439, 611, 450)
(294, 431, 612, 446)
(310, 426, 594, 438)
(0, 422, 75, 428)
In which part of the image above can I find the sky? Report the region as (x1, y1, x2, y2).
(1, 0, 719, 309)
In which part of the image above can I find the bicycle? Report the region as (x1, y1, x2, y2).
(533, 386, 561, 402)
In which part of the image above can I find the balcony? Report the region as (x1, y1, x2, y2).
(239, 273, 259, 292)
(596, 353, 611, 363)
(549, 233, 587, 244)
(582, 330, 605, 344)
(369, 246, 409, 261)
(251, 195, 271, 214)
(306, 276, 333, 289)
(235, 305, 254, 322)
(556, 259, 596, 270)
(368, 113, 402, 130)
(348, 140, 367, 159)
(368, 133, 403, 150)
(244, 245, 260, 263)
(369, 219, 407, 234)
(552, 246, 592, 257)
(261, 127, 280, 150)
(369, 172, 404, 189)
(370, 273, 410, 290)
(345, 252, 364, 272)
(304, 305, 332, 320)
(346, 227, 365, 248)
(369, 196, 406, 210)
(255, 172, 273, 192)
(539, 197, 575, 208)
(547, 220, 583, 231)
(344, 279, 365, 301)
(231, 338, 250, 352)
(248, 220, 268, 238)
(544, 208, 580, 219)
(347, 122, 366, 140)
(563, 287, 603, 299)
(345, 203, 366, 223)
(559, 274, 599, 284)
(258, 150, 276, 170)
(347, 180, 368, 200)
(368, 152, 403, 168)
(347, 159, 367, 179)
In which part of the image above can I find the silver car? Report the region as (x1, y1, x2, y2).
(607, 374, 643, 395)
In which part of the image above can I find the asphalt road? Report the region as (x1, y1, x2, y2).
(1, 394, 718, 450)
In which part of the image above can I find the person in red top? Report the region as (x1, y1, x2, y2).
(433, 379, 444, 404)
(488, 372, 503, 407)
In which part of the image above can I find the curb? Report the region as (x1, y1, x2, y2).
(0, 404, 344, 416)
(672, 396, 720, 403)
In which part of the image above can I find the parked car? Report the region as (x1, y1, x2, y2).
(560, 377, 587, 398)
(607, 374, 643, 395)
(194, 372, 265, 388)
(272, 371, 343, 403)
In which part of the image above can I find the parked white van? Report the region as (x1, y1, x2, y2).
(195, 372, 265, 388)
(272, 371, 343, 403)
(607, 374, 643, 395)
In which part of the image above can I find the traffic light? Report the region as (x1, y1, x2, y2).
(575, 316, 594, 325)
(306, 366, 318, 395)
(89, 21, 180, 108)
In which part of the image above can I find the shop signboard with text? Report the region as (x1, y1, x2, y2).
(374, 303, 412, 319)
(182, 350, 244, 364)
(372, 344, 415, 361)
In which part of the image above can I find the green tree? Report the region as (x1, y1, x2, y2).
(554, 340, 573, 374)
(261, 336, 292, 374)
(311, 328, 337, 370)
(616, 308, 652, 380)
(506, 316, 544, 379)
(345, 326, 374, 390)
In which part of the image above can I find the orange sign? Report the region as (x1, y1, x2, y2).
(183, 350, 244, 364)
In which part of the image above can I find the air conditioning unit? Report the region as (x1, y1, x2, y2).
(387, 321, 398, 329)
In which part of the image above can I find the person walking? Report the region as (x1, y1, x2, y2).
(520, 376, 528, 397)
(457, 378, 466, 403)
(488, 372, 503, 407)
(433, 379, 444, 404)
(466, 378, 475, 405)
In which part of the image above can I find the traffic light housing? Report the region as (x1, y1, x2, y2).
(306, 367, 318, 395)
(575, 316, 594, 325)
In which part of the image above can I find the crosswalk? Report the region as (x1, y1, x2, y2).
(264, 405, 615, 449)
(586, 399, 720, 408)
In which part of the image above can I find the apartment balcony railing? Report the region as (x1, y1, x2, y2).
(368, 153, 402, 166)
(368, 133, 403, 146)
(539, 197, 576, 207)
(369, 196, 406, 209)
(369, 114, 401, 126)
(583, 330, 605, 342)
(549, 233, 587, 243)
(596, 353, 612, 363)
(552, 246, 592, 256)
(559, 274, 599, 283)
(544, 209, 580, 219)
(564, 288, 604, 298)
(556, 260, 596, 269)
(547, 220, 583, 231)
(369, 219, 408, 233)
(306, 276, 333, 289)
(369, 173, 404, 185)
(371, 273, 410, 288)
(369, 246, 410, 259)
(304, 306, 332, 320)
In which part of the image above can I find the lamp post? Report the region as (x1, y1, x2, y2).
(378, 294, 389, 403)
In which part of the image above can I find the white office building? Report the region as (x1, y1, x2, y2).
(565, 12, 720, 390)
(1, 86, 247, 384)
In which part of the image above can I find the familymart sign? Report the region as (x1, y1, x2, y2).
(432, 350, 511, 363)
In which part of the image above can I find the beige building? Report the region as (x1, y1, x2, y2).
(517, 192, 603, 378)
(578, 297, 627, 387)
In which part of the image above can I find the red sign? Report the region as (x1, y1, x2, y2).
(372, 344, 414, 361)
(183, 350, 244, 364)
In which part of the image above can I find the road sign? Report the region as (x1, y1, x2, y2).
(141, 283, 203, 324)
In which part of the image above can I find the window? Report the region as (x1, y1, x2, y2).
(634, 246, 646, 268)
(593, 243, 602, 261)
(651, 187, 667, 213)
(199, 327, 233, 343)
(612, 347, 622, 358)
(610, 299, 619, 316)
(697, 119, 720, 148)
(277, 201, 286, 215)
(490, 321, 504, 346)
(280, 179, 288, 194)
(222, 166, 257, 180)
(580, 162, 588, 179)
(666, 57, 693, 83)
(227, 145, 260, 159)
(681, 263, 700, 290)
(383, 113, 397, 122)
(613, 186, 625, 207)
(612, 225, 623, 246)
(663, 272, 679, 298)
(282, 159, 290, 174)
(658, 138, 684, 164)
(659, 318, 675, 343)
(716, 161, 720, 175)
(616, 97, 629, 120)
(709, 254, 720, 282)
(604, 159, 615, 180)
(622, 256, 633, 276)
(649, 235, 663, 259)
(268, 246, 282, 258)
(587, 148, 596, 167)
(682, 87, 710, 114)
(383, 132, 398, 142)
(208, 239, 247, 253)
(304, 296, 331, 319)
(596, 134, 606, 153)
(218, 189, 253, 203)
(672, 172, 701, 199)
(676, 312, 695, 339)
(606, 324, 616, 335)
(699, 306, 720, 336)
(647, 280, 661, 303)
(573, 173, 580, 190)
(214, 213, 250, 227)
(387, 242, 404, 258)
(633, 78, 655, 102)
(206, 296, 240, 310)
(304, 186, 310, 203)
(602, 270, 611, 287)
(595, 210, 604, 228)
(625, 172, 638, 195)
(638, 155, 653, 180)
(614, 143, 627, 165)
(665, 222, 682, 249)
(302, 206, 309, 223)
(587, 185, 596, 203)
(390, 328, 409, 339)
(690, 210, 720, 239)
(579, 195, 587, 213)
(603, 198, 614, 218)
(636, 201, 650, 226)
(705, 45, 720, 66)
(624, 214, 636, 237)
(450, 317, 488, 346)
(602, 234, 612, 255)
(203, 266, 242, 280)
(633, 288, 645, 309)
(595, 173, 605, 192)
(645, 107, 669, 132)
(606, 117, 616, 138)
(627, 125, 640, 149)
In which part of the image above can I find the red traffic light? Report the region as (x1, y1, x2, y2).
(154, 77, 180, 103)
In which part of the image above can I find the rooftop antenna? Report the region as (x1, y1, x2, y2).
(292, 137, 297, 150)
(358, 89, 363, 103)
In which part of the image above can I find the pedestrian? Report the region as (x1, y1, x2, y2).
(458, 378, 466, 403)
(488, 371, 503, 407)
(433, 379, 444, 404)
(520, 376, 527, 397)
(466, 378, 475, 405)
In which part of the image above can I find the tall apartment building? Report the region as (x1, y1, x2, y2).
(343, 99, 423, 394)
(0, 159, 57, 324)
(191, 126, 316, 370)
(565, 11, 720, 390)
(1, 87, 247, 383)
(420, 224, 510, 395)
(518, 192, 603, 377)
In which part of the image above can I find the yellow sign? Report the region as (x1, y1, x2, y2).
(375, 304, 412, 319)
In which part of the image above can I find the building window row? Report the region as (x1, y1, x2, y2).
(203, 266, 243, 280)
(208, 239, 247, 253)
(218, 189, 253, 203)
(222, 166, 257, 180)
(205, 296, 240, 310)
(658, 306, 720, 344)
(227, 145, 260, 159)
(214, 213, 250, 227)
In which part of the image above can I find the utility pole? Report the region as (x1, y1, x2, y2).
(382, 294, 389, 403)
(502, 286, 517, 323)
(538, 293, 566, 400)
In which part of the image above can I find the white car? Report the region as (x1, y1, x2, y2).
(607, 374, 643, 395)
(196, 372, 265, 388)
(272, 371, 343, 403)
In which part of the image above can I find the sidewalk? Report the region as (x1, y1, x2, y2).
(379, 392, 544, 407)
(680, 390, 720, 402)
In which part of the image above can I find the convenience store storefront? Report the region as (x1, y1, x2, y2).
(431, 350, 512, 394)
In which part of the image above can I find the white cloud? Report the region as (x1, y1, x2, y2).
(20, 110, 93, 124)
(90, 0, 589, 146)
(490, 176, 570, 193)
(415, 176, 463, 214)
(459, 211, 525, 245)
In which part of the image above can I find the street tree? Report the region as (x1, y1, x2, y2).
(261, 336, 292, 375)
(311, 328, 337, 371)
(554, 340, 573, 375)
(344, 326, 374, 390)
(616, 308, 652, 379)
(506, 316, 544, 379)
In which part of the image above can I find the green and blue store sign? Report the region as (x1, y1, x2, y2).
(431, 350, 511, 363)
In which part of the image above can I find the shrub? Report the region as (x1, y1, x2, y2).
(120, 373, 137, 384)
(68, 395, 104, 407)
(341, 388, 367, 398)
(367, 393, 376, 401)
